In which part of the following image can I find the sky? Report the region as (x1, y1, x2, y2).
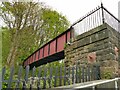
(38, 0, 120, 24)
(0, 0, 120, 26)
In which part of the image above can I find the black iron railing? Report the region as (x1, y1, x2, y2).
(72, 3, 120, 36)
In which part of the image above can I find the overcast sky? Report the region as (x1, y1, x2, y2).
(39, 0, 120, 24)
(0, 0, 120, 27)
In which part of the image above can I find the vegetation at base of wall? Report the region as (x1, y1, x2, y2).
(104, 72, 112, 79)
(64, 43, 68, 49)
(102, 72, 113, 79)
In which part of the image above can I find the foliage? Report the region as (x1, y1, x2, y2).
(1, 2, 43, 66)
(0, 28, 2, 71)
(103, 72, 112, 79)
(41, 8, 69, 43)
(1, 27, 11, 66)
(1, 2, 70, 67)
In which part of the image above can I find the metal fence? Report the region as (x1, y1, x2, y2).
(56, 78, 120, 89)
(2, 65, 100, 89)
(70, 78, 120, 90)
(72, 3, 120, 36)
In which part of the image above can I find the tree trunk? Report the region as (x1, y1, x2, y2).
(7, 30, 19, 67)
(7, 44, 18, 66)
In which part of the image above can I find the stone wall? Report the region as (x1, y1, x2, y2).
(64, 23, 120, 78)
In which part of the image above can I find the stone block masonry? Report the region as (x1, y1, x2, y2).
(64, 23, 120, 78)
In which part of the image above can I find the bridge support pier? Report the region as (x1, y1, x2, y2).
(65, 23, 120, 79)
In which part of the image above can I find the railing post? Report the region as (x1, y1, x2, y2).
(7, 66, 14, 88)
(16, 66, 22, 88)
(2, 67, 6, 82)
(115, 79, 118, 90)
(23, 65, 29, 89)
(101, 3, 105, 24)
(37, 66, 42, 89)
(48, 67, 52, 88)
(95, 65, 101, 80)
(92, 86, 95, 90)
(75, 64, 78, 83)
(118, 1, 120, 32)
(67, 67, 71, 85)
(30, 66, 36, 89)
(64, 67, 66, 85)
(59, 66, 62, 86)
(82, 66, 85, 82)
(72, 66, 75, 84)
(54, 66, 58, 87)
(43, 67, 47, 89)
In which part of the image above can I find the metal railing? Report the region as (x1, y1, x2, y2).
(72, 78, 120, 90)
(2, 65, 100, 89)
(72, 3, 120, 36)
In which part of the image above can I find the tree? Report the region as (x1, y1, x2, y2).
(0, 2, 44, 66)
(1, 2, 70, 67)
(40, 8, 69, 45)
(1, 27, 11, 66)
